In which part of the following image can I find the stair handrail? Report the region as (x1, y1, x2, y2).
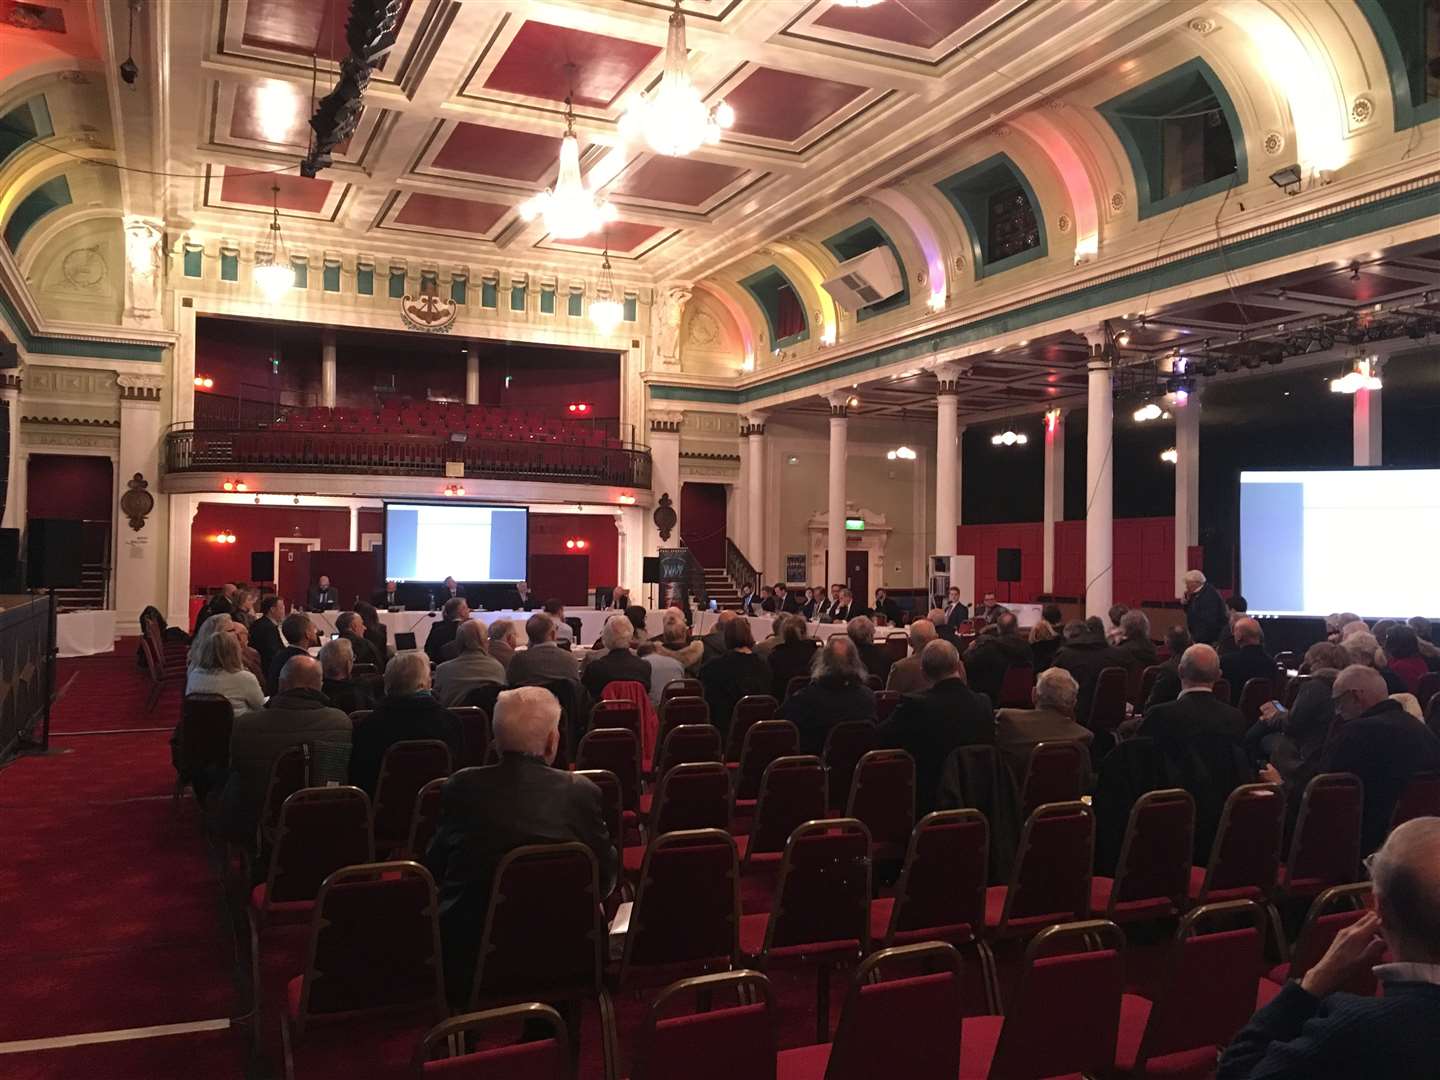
(725, 537, 761, 599)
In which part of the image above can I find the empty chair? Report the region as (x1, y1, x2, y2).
(372, 740, 452, 855)
(626, 761, 731, 875)
(660, 678, 704, 706)
(823, 720, 879, 813)
(846, 749, 916, 863)
(985, 800, 1094, 941)
(1190, 782, 1286, 952)
(590, 697, 641, 738)
(1258, 884, 1377, 1005)
(413, 1003, 571, 1078)
(775, 942, 964, 1080)
(652, 723, 723, 785)
(731, 720, 800, 811)
(632, 971, 776, 1080)
(1238, 677, 1276, 728)
(1279, 772, 1363, 904)
(873, 690, 901, 723)
(657, 695, 710, 747)
(737, 755, 827, 874)
(1114, 901, 1266, 1077)
(1090, 667, 1129, 731)
(1090, 788, 1195, 925)
(576, 728, 641, 823)
(1018, 740, 1088, 820)
(575, 768, 624, 859)
(726, 694, 779, 763)
(405, 778, 445, 861)
(174, 693, 234, 804)
(447, 706, 490, 769)
(997, 665, 1036, 709)
(1391, 770, 1440, 827)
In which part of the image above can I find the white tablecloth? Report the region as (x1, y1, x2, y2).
(692, 612, 859, 641)
(57, 610, 116, 657)
(312, 607, 667, 646)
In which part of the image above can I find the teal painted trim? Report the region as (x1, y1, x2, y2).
(388, 270, 405, 299)
(567, 291, 582, 317)
(357, 267, 374, 295)
(649, 180, 1439, 407)
(5, 174, 73, 253)
(510, 284, 526, 312)
(739, 264, 809, 347)
(0, 288, 165, 361)
(0, 96, 54, 170)
(1098, 57, 1248, 221)
(182, 247, 203, 278)
(292, 260, 308, 289)
(450, 277, 467, 304)
(481, 280, 497, 308)
(623, 295, 637, 322)
(220, 252, 239, 282)
(540, 287, 556, 315)
(822, 217, 910, 320)
(1356, 0, 1440, 131)
(934, 153, 1048, 278)
(323, 263, 341, 292)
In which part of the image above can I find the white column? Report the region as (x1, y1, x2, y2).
(321, 329, 337, 408)
(0, 371, 21, 531)
(955, 424, 966, 527)
(734, 430, 750, 564)
(166, 493, 197, 629)
(1174, 389, 1200, 595)
(115, 375, 168, 633)
(745, 412, 767, 573)
(615, 507, 644, 601)
(1353, 379, 1381, 467)
(934, 363, 961, 554)
(465, 348, 480, 406)
(646, 411, 684, 558)
(1042, 407, 1066, 594)
(1083, 332, 1113, 619)
(348, 506, 360, 552)
(825, 392, 849, 591)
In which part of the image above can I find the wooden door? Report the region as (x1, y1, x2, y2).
(277, 539, 319, 610)
(845, 551, 868, 606)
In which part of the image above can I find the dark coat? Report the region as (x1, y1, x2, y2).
(1144, 659, 1183, 711)
(857, 642, 895, 685)
(250, 616, 283, 673)
(767, 639, 818, 700)
(1139, 689, 1246, 742)
(1114, 635, 1159, 674)
(963, 634, 1035, 703)
(1244, 675, 1335, 839)
(698, 650, 772, 739)
(1185, 582, 1229, 645)
(1030, 637, 1061, 673)
(425, 754, 616, 1005)
(1222, 644, 1279, 694)
(307, 585, 338, 610)
(322, 677, 374, 716)
(778, 677, 877, 757)
(363, 623, 388, 671)
(340, 630, 383, 670)
(879, 677, 995, 816)
(424, 618, 462, 663)
(265, 645, 308, 695)
(580, 648, 652, 702)
(1053, 638, 1130, 726)
(348, 692, 463, 797)
(1324, 698, 1440, 855)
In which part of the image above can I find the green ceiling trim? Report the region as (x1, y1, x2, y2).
(0, 287, 167, 362)
(1356, 0, 1440, 131)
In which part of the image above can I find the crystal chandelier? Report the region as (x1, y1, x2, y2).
(253, 182, 294, 303)
(520, 92, 615, 239)
(618, 1, 734, 157)
(590, 242, 624, 335)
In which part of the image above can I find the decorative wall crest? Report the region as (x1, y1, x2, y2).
(400, 276, 458, 333)
(120, 473, 155, 531)
(653, 492, 678, 541)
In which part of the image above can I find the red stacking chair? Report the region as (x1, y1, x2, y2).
(1391, 770, 1440, 827)
(997, 665, 1035, 709)
(575, 769, 624, 862)
(280, 861, 448, 1077)
(738, 818, 873, 1043)
(1190, 782, 1286, 955)
(576, 728, 641, 830)
(174, 693, 234, 806)
(601, 681, 659, 766)
(846, 748, 915, 863)
(784, 675, 810, 701)
(625, 761, 730, 875)
(775, 942, 964, 1079)
(1212, 678, 1232, 705)
(651, 724, 722, 789)
(985, 800, 1094, 942)
(660, 678, 704, 706)
(631, 971, 776, 1080)
(818, 721, 875, 810)
(449, 707, 490, 769)
(1090, 667, 1129, 731)
(256, 744, 312, 851)
(413, 1003, 571, 1079)
(590, 697, 641, 738)
(1018, 740, 1088, 820)
(404, 779, 445, 861)
(1238, 676, 1277, 728)
(726, 694, 779, 764)
(959, 920, 1126, 1079)
(873, 690, 902, 723)
(656, 696, 710, 751)
(736, 755, 827, 876)
(372, 740, 452, 855)
(1278, 772, 1363, 904)
(1416, 671, 1440, 711)
(1114, 900, 1266, 1078)
(1138, 664, 1164, 708)
(1258, 883, 1377, 1007)
(730, 720, 799, 817)
(619, 829, 740, 990)
(881, 632, 909, 664)
(1090, 788, 1195, 925)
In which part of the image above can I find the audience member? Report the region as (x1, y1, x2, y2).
(194, 583, 237, 632)
(541, 598, 573, 644)
(1342, 630, 1408, 695)
(486, 619, 519, 671)
(1028, 618, 1061, 673)
(433, 621, 507, 706)
(1252, 667, 1340, 838)
(1299, 640, 1350, 676)
(1182, 569, 1228, 645)
(962, 610, 1034, 702)
(185, 624, 264, 717)
(879, 640, 995, 816)
(1217, 593, 1250, 655)
(307, 574, 338, 611)
(249, 596, 284, 672)
(266, 612, 318, 693)
(232, 588, 258, 628)
(335, 610, 383, 669)
(754, 613, 788, 659)
(1144, 625, 1194, 710)
(353, 600, 389, 671)
(847, 615, 893, 683)
(1219, 817, 1440, 1079)
(639, 640, 684, 709)
(1407, 616, 1440, 662)
(581, 616, 651, 701)
(1322, 664, 1440, 855)
(653, 612, 703, 671)
(424, 596, 470, 662)
(425, 686, 616, 1006)
(767, 614, 818, 700)
(779, 635, 877, 756)
(220, 655, 351, 841)
(232, 620, 266, 685)
(1053, 619, 1128, 726)
(886, 619, 937, 695)
(348, 652, 462, 797)
(1382, 625, 1432, 695)
(1390, 692, 1424, 722)
(187, 612, 233, 671)
(698, 609, 737, 666)
(318, 637, 373, 715)
(873, 588, 903, 626)
(1114, 610, 1159, 673)
(1139, 644, 1245, 741)
(624, 606, 650, 647)
(507, 613, 581, 688)
(697, 616, 771, 740)
(1220, 617, 1278, 691)
(995, 667, 1093, 782)
(1106, 603, 1130, 645)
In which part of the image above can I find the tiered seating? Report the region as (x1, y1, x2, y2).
(267, 402, 624, 449)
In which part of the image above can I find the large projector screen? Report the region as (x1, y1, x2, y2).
(1239, 469, 1440, 618)
(384, 502, 528, 583)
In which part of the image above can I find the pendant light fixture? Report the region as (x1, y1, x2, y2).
(590, 239, 624, 335)
(520, 77, 616, 239)
(618, 1, 734, 157)
(253, 183, 295, 303)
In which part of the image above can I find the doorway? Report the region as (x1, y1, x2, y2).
(680, 482, 728, 568)
(845, 551, 869, 606)
(276, 538, 320, 609)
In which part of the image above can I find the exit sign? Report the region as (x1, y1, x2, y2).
(844, 517, 865, 531)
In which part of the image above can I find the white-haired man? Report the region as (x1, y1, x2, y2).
(580, 615, 650, 699)
(1181, 569, 1228, 646)
(426, 686, 616, 1006)
(347, 651, 461, 796)
(1219, 817, 1440, 1078)
(433, 619, 506, 706)
(995, 667, 1093, 780)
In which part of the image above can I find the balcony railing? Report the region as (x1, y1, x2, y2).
(164, 426, 652, 489)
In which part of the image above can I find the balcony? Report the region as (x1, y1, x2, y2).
(163, 426, 653, 489)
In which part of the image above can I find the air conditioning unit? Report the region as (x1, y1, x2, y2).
(821, 247, 902, 313)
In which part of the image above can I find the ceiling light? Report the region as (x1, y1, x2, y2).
(1116, 330, 1132, 347)
(991, 430, 1028, 446)
(1133, 402, 1163, 422)
(1330, 355, 1382, 394)
(846, 395, 860, 408)
(589, 243, 624, 335)
(618, 494, 636, 505)
(619, 2, 734, 158)
(885, 445, 916, 461)
(1160, 447, 1178, 464)
(521, 87, 615, 239)
(253, 183, 295, 302)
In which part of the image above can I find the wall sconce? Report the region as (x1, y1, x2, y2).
(564, 537, 590, 551)
(210, 530, 237, 544)
(193, 375, 214, 388)
(221, 479, 248, 492)
(566, 402, 592, 414)
(443, 483, 466, 497)
(618, 494, 636, 505)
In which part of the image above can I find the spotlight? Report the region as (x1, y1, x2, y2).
(1133, 402, 1163, 423)
(1330, 356, 1382, 394)
(567, 402, 592, 414)
(1160, 448, 1178, 464)
(618, 494, 636, 505)
(193, 375, 214, 388)
(119, 56, 139, 85)
(1269, 164, 1302, 194)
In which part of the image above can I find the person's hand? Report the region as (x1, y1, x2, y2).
(1259, 701, 1285, 726)
(1258, 762, 1282, 785)
(1299, 912, 1386, 998)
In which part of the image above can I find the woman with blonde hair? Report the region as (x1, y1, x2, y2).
(185, 623, 265, 717)
(1028, 617, 1060, 671)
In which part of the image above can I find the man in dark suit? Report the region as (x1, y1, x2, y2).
(440, 576, 465, 604)
(424, 596, 470, 662)
(1144, 624, 1193, 710)
(348, 652, 462, 798)
(509, 580, 536, 610)
(250, 595, 285, 674)
(373, 579, 404, 609)
(829, 589, 854, 623)
(266, 611, 319, 693)
(963, 610, 1035, 703)
(760, 584, 786, 614)
(580, 615, 651, 699)
(1182, 569, 1228, 646)
(1218, 817, 1440, 1080)
(699, 610, 736, 667)
(879, 639, 995, 816)
(816, 584, 842, 619)
(425, 686, 617, 1006)
(873, 588, 903, 627)
(194, 582, 238, 633)
(1139, 644, 1245, 742)
(318, 638, 374, 715)
(941, 587, 969, 630)
(307, 574, 338, 611)
(334, 610, 383, 669)
(1221, 617, 1278, 693)
(508, 612, 581, 688)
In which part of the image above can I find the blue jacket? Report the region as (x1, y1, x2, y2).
(1218, 978, 1440, 1079)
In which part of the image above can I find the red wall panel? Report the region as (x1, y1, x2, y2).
(191, 504, 350, 591)
(528, 514, 618, 590)
(956, 522, 1045, 603)
(26, 454, 113, 521)
(680, 482, 728, 569)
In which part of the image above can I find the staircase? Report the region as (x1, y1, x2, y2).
(702, 567, 744, 609)
(52, 563, 109, 610)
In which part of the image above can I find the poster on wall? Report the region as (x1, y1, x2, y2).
(786, 554, 807, 585)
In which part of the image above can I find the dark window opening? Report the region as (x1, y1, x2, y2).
(987, 184, 1040, 263)
(1159, 93, 1237, 199)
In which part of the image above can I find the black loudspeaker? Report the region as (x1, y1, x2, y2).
(0, 527, 20, 592)
(251, 551, 275, 582)
(27, 518, 83, 587)
(642, 556, 661, 584)
(996, 548, 1022, 583)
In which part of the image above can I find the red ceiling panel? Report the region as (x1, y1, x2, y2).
(229, 80, 312, 149)
(483, 21, 660, 109)
(395, 193, 508, 234)
(241, 0, 411, 63)
(610, 155, 746, 206)
(1171, 301, 1298, 325)
(813, 0, 1000, 49)
(723, 67, 865, 142)
(1286, 272, 1421, 303)
(552, 220, 663, 253)
(220, 170, 332, 213)
(433, 122, 563, 183)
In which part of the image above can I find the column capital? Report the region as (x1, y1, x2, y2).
(824, 391, 852, 418)
(934, 361, 966, 394)
(0, 369, 21, 395)
(1079, 325, 1111, 353)
(117, 373, 164, 403)
(740, 410, 768, 436)
(649, 410, 685, 434)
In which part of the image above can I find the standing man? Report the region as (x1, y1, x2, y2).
(250, 595, 285, 674)
(1182, 569, 1228, 646)
(307, 574, 338, 611)
(942, 586, 969, 630)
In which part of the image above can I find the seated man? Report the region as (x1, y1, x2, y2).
(1143, 624, 1193, 710)
(318, 637, 374, 715)
(424, 596, 470, 663)
(373, 579, 404, 609)
(1218, 817, 1440, 1079)
(425, 686, 616, 1006)
(508, 613, 581, 690)
(962, 610, 1034, 703)
(486, 619, 519, 672)
(307, 574, 338, 611)
(511, 580, 536, 611)
(886, 619, 937, 696)
(265, 612, 318, 693)
(1139, 644, 1245, 742)
(348, 652, 462, 796)
(847, 615, 893, 684)
(335, 610, 383, 669)
(580, 615, 651, 700)
(779, 635, 876, 757)
(433, 620, 507, 707)
(220, 655, 351, 843)
(995, 667, 1093, 781)
(1221, 617, 1278, 691)
(541, 598, 574, 644)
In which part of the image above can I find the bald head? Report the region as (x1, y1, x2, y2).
(1333, 663, 1389, 720)
(717, 609, 737, 626)
(908, 619, 937, 650)
(279, 654, 323, 692)
(1178, 644, 1221, 688)
(920, 639, 962, 683)
(493, 686, 562, 763)
(1233, 617, 1262, 647)
(1370, 817, 1440, 963)
(455, 619, 487, 654)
